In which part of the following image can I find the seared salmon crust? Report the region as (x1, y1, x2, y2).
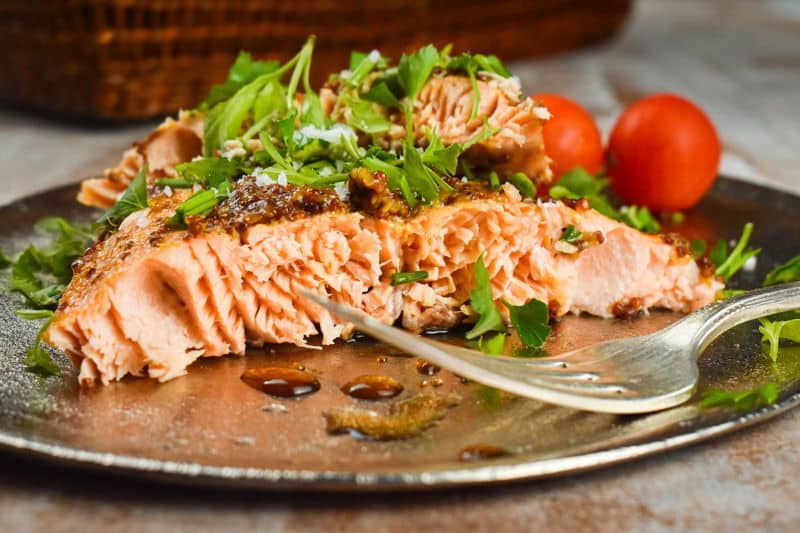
(46, 183, 720, 385)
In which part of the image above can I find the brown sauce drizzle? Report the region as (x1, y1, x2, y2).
(241, 367, 320, 398)
(341, 375, 404, 400)
(324, 393, 461, 440)
(611, 297, 645, 320)
(458, 444, 513, 462)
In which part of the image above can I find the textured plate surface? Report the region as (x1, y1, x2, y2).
(1, 177, 799, 491)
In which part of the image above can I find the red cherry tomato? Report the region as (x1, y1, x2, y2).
(606, 93, 721, 211)
(534, 94, 604, 180)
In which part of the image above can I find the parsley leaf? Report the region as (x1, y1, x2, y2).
(403, 141, 442, 204)
(548, 167, 618, 218)
(503, 298, 551, 348)
(397, 45, 440, 103)
(94, 166, 149, 232)
(390, 271, 428, 286)
(618, 205, 661, 234)
(713, 222, 760, 281)
(763, 255, 800, 287)
(22, 311, 60, 377)
(465, 254, 506, 340)
(0, 247, 11, 268)
(699, 383, 778, 412)
(758, 317, 800, 362)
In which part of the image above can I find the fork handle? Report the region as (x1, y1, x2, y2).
(689, 282, 800, 352)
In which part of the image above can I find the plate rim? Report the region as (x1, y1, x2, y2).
(1, 175, 799, 492)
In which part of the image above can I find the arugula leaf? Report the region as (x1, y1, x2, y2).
(33, 217, 94, 280)
(699, 383, 778, 412)
(618, 205, 661, 234)
(503, 298, 551, 348)
(390, 271, 428, 286)
(204, 78, 264, 157)
(713, 223, 760, 281)
(94, 166, 148, 232)
(362, 80, 402, 108)
(509, 172, 536, 198)
(763, 255, 800, 287)
(252, 78, 287, 123)
(342, 95, 392, 134)
(300, 92, 326, 129)
(465, 254, 505, 340)
(759, 317, 800, 362)
(174, 157, 241, 188)
(561, 225, 582, 243)
(202, 51, 280, 109)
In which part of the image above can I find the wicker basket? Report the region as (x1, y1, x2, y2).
(0, 0, 632, 122)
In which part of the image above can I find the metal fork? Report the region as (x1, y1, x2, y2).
(301, 283, 800, 414)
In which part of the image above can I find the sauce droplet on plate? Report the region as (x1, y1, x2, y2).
(241, 367, 320, 398)
(458, 444, 512, 462)
(416, 359, 441, 376)
(341, 375, 404, 400)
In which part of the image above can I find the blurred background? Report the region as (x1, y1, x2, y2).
(0, 0, 798, 203)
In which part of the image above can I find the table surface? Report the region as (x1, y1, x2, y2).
(1, 0, 799, 531)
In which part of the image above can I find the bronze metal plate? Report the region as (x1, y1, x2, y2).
(1, 177, 799, 491)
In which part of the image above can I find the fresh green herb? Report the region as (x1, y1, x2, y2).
(390, 271, 428, 286)
(690, 239, 707, 258)
(758, 317, 800, 362)
(16, 309, 56, 320)
(477, 332, 507, 355)
(10, 218, 94, 308)
(201, 51, 280, 109)
(719, 288, 746, 299)
(402, 141, 443, 204)
(168, 186, 229, 230)
(548, 167, 618, 219)
(508, 172, 536, 198)
(23, 312, 60, 377)
(421, 128, 462, 175)
(699, 383, 778, 412)
(488, 171, 501, 190)
(713, 223, 760, 281)
(346, 50, 386, 88)
(153, 178, 193, 188)
(548, 167, 662, 233)
(94, 166, 149, 233)
(342, 95, 392, 134)
(560, 225, 583, 244)
(503, 298, 551, 348)
(174, 157, 242, 188)
(465, 254, 506, 340)
(361, 74, 402, 108)
(397, 44, 440, 144)
(763, 255, 800, 287)
(618, 205, 661, 234)
(0, 247, 11, 268)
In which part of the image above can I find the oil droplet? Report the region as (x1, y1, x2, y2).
(458, 444, 512, 462)
(341, 375, 404, 400)
(416, 359, 440, 376)
(241, 367, 320, 398)
(376, 356, 389, 363)
(292, 363, 306, 371)
(421, 378, 443, 387)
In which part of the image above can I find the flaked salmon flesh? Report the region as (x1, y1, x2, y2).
(45, 184, 721, 385)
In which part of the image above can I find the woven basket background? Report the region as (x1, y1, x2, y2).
(0, 0, 632, 121)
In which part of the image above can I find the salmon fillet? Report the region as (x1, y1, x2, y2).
(79, 75, 550, 210)
(45, 183, 720, 385)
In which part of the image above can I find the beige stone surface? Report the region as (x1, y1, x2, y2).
(0, 0, 799, 531)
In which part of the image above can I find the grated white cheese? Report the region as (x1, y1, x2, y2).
(294, 123, 356, 146)
(318, 166, 333, 176)
(253, 167, 276, 187)
(367, 49, 381, 63)
(276, 171, 288, 186)
(333, 181, 350, 201)
(743, 255, 758, 272)
(219, 139, 247, 159)
(162, 185, 173, 197)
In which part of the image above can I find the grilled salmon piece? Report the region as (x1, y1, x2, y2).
(78, 113, 204, 209)
(413, 75, 552, 184)
(46, 183, 720, 385)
